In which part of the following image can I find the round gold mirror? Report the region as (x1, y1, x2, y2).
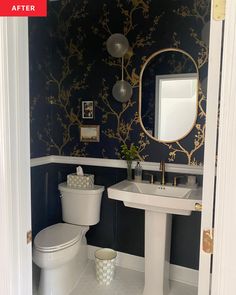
(139, 48, 199, 143)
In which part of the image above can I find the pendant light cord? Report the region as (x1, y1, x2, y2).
(121, 56, 124, 81)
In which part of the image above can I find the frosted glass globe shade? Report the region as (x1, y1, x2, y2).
(106, 34, 129, 58)
(112, 80, 133, 102)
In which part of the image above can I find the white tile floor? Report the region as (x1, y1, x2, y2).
(70, 261, 144, 295)
(33, 260, 198, 295)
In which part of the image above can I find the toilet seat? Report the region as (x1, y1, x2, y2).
(34, 223, 87, 253)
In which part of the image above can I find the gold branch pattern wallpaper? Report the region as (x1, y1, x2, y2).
(29, 0, 210, 164)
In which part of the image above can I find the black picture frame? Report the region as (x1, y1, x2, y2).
(82, 100, 94, 119)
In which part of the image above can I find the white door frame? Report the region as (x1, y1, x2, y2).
(211, 0, 236, 294)
(198, 1, 223, 294)
(0, 18, 32, 295)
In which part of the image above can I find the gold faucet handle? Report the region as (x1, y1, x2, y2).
(145, 173, 154, 184)
(173, 175, 185, 186)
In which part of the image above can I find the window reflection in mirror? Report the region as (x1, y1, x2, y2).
(139, 49, 198, 143)
(155, 73, 198, 141)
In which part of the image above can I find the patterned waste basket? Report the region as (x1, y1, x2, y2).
(95, 248, 117, 286)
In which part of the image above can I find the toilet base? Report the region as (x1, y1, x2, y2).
(37, 237, 88, 295)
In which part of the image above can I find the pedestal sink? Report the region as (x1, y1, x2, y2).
(107, 180, 202, 295)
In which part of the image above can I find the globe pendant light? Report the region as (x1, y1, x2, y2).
(106, 33, 133, 102)
(106, 33, 129, 58)
(112, 57, 133, 103)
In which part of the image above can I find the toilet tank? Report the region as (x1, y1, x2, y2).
(58, 182, 104, 226)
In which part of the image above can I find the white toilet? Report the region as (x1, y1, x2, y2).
(33, 182, 104, 295)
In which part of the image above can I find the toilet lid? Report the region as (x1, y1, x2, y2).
(34, 223, 87, 252)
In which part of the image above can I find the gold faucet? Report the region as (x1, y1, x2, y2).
(145, 173, 154, 184)
(160, 161, 165, 185)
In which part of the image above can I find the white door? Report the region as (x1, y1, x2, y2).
(211, 0, 236, 293)
(197, 1, 223, 294)
(0, 17, 32, 295)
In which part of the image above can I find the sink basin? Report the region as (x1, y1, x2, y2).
(108, 180, 201, 215)
(123, 181, 191, 197)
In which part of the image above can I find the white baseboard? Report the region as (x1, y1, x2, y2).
(88, 245, 198, 287)
(31, 155, 203, 175)
(170, 264, 199, 287)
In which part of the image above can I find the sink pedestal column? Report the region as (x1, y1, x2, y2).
(143, 211, 172, 295)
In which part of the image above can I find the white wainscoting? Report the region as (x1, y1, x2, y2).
(30, 155, 203, 175)
(88, 245, 199, 287)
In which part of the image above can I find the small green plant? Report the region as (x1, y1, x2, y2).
(120, 143, 138, 161)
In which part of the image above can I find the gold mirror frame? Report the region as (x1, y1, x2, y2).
(139, 48, 199, 143)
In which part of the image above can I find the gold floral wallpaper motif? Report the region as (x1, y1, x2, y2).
(29, 0, 210, 165)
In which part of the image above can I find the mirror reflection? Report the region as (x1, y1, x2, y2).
(139, 49, 198, 142)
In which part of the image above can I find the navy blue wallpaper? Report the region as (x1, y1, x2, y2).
(29, 0, 210, 165)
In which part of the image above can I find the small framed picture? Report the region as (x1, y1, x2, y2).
(82, 100, 94, 119)
(80, 125, 100, 142)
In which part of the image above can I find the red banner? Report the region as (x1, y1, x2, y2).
(0, 0, 47, 17)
